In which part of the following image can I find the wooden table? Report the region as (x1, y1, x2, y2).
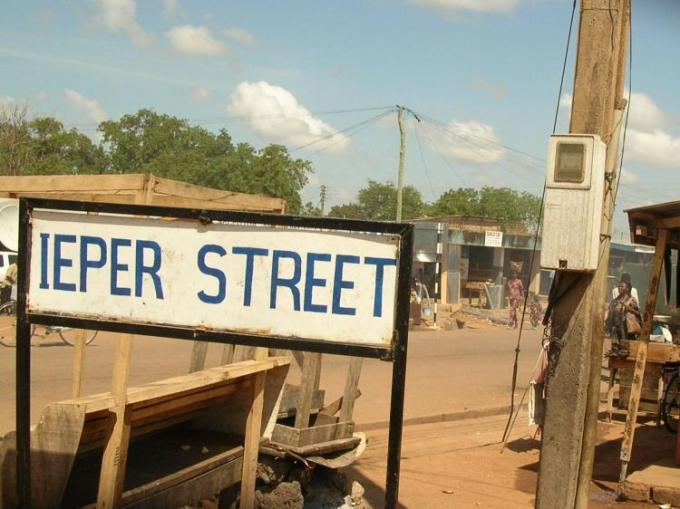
(606, 341, 680, 423)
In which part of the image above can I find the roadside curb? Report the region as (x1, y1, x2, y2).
(356, 403, 528, 432)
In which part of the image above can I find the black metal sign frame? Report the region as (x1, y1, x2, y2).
(14, 197, 413, 508)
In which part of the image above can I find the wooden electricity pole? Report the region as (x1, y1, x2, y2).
(536, 2, 630, 508)
(395, 105, 406, 222)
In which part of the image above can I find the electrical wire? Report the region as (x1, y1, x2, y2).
(305, 109, 394, 157)
(411, 116, 438, 200)
(501, 0, 577, 444)
(60, 105, 396, 129)
(289, 109, 396, 154)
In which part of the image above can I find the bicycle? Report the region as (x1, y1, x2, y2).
(661, 364, 679, 434)
(0, 299, 98, 347)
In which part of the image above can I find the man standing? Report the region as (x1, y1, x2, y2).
(611, 272, 639, 305)
(0, 262, 17, 305)
(507, 270, 524, 329)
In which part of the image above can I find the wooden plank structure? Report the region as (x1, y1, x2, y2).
(0, 174, 285, 213)
(0, 357, 290, 508)
(3, 174, 369, 506)
(618, 200, 680, 493)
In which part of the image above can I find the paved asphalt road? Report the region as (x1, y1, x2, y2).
(0, 324, 543, 436)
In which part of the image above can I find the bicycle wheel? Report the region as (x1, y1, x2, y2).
(0, 301, 16, 347)
(662, 373, 679, 434)
(58, 328, 98, 346)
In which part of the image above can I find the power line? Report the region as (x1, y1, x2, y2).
(305, 110, 395, 157)
(289, 109, 396, 153)
(411, 116, 437, 201)
(56, 105, 397, 129)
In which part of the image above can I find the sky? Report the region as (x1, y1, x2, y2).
(1, 0, 679, 237)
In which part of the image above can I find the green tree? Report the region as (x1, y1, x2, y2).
(98, 109, 312, 213)
(430, 186, 541, 227)
(328, 203, 364, 219)
(0, 106, 103, 176)
(329, 180, 425, 221)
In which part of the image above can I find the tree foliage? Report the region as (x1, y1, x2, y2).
(1, 107, 312, 213)
(328, 182, 541, 226)
(329, 180, 425, 220)
(0, 105, 104, 176)
(98, 110, 311, 212)
(430, 186, 541, 226)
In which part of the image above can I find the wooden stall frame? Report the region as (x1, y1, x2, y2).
(14, 197, 413, 509)
(617, 200, 680, 493)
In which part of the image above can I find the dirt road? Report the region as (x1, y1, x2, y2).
(0, 325, 543, 435)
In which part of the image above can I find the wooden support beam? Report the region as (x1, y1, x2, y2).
(240, 347, 268, 509)
(617, 228, 669, 492)
(71, 329, 88, 398)
(294, 353, 322, 429)
(96, 333, 134, 509)
(339, 357, 363, 423)
(188, 342, 209, 373)
(221, 344, 235, 365)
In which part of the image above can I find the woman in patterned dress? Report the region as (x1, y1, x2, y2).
(507, 270, 524, 329)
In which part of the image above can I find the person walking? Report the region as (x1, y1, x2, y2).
(507, 270, 524, 329)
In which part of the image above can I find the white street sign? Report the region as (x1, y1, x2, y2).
(28, 210, 401, 346)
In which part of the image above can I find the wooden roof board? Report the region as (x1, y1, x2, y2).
(0, 174, 286, 213)
(625, 200, 680, 249)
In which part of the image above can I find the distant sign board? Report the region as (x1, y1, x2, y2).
(484, 230, 503, 247)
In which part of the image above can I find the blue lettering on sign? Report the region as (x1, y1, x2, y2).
(39, 233, 50, 289)
(79, 236, 107, 292)
(270, 250, 301, 311)
(364, 257, 397, 317)
(53, 234, 77, 292)
(304, 252, 331, 313)
(332, 255, 360, 316)
(135, 240, 164, 299)
(232, 247, 269, 306)
(110, 238, 132, 296)
(197, 244, 227, 304)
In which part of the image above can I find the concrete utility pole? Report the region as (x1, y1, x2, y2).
(536, 2, 630, 509)
(395, 105, 406, 222)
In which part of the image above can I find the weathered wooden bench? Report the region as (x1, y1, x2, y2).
(0, 357, 289, 508)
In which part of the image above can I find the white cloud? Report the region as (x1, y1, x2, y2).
(163, 0, 179, 15)
(626, 128, 680, 169)
(628, 91, 667, 132)
(65, 89, 108, 123)
(409, 0, 519, 14)
(619, 169, 639, 185)
(559, 92, 572, 110)
(0, 96, 17, 109)
(95, 0, 154, 48)
(191, 86, 211, 102)
(560, 91, 667, 133)
(424, 120, 505, 164)
(223, 27, 256, 47)
(228, 81, 350, 152)
(166, 25, 228, 55)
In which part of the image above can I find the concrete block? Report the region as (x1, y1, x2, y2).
(622, 481, 651, 502)
(652, 486, 680, 506)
